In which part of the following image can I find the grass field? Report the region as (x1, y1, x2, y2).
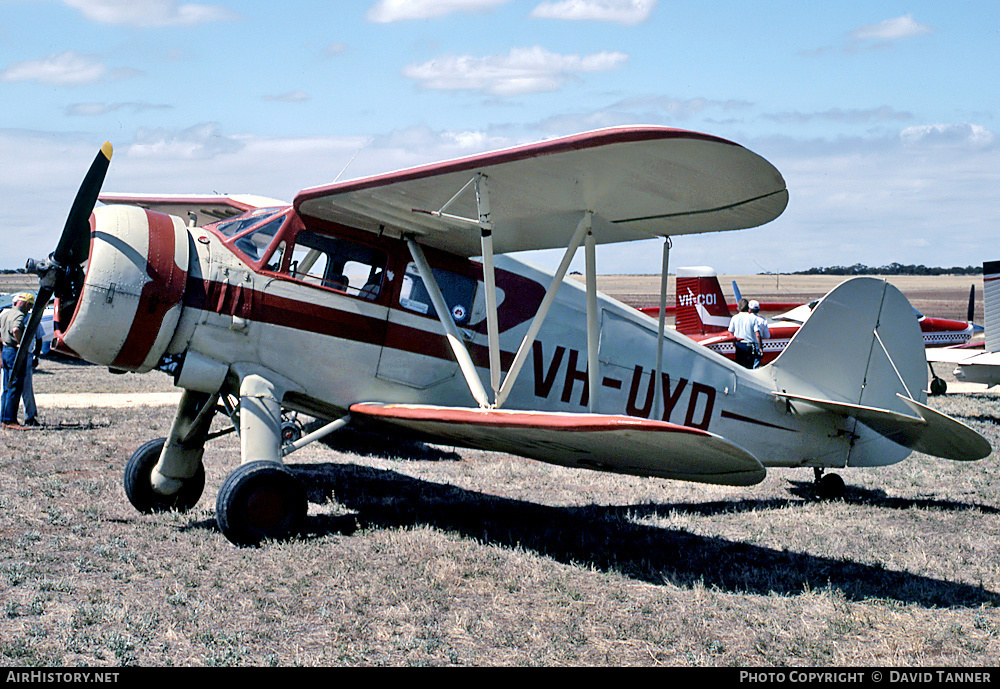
(0, 274, 997, 667)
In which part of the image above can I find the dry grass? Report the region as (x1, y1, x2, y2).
(1, 273, 998, 667)
(1, 358, 998, 667)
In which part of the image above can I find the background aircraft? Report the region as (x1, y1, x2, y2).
(926, 260, 999, 388)
(14, 128, 991, 546)
(659, 267, 982, 386)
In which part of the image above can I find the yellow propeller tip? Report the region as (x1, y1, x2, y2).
(101, 142, 113, 160)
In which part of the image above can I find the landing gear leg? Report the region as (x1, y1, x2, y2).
(123, 390, 217, 513)
(928, 363, 948, 396)
(813, 467, 845, 501)
(215, 373, 307, 546)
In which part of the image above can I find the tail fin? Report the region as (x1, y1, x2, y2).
(769, 277, 990, 464)
(675, 266, 731, 335)
(985, 260, 999, 352)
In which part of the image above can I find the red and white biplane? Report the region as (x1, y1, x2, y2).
(16, 127, 992, 545)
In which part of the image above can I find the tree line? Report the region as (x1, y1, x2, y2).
(791, 263, 981, 276)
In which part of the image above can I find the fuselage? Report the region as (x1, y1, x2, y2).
(55, 204, 913, 473)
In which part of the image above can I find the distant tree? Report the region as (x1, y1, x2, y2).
(792, 264, 981, 276)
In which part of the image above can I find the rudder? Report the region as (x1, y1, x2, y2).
(675, 266, 731, 335)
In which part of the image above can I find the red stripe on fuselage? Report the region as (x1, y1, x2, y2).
(185, 276, 518, 369)
(111, 211, 187, 369)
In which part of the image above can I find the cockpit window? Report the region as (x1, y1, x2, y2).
(232, 215, 285, 263)
(215, 208, 282, 238)
(399, 262, 476, 324)
(285, 230, 386, 300)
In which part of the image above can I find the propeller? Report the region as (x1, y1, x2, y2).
(13, 143, 113, 379)
(967, 284, 976, 323)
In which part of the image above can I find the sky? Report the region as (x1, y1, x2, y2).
(1, 0, 998, 275)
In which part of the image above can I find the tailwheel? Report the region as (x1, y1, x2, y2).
(281, 411, 303, 444)
(216, 461, 307, 546)
(123, 438, 205, 513)
(930, 376, 948, 396)
(814, 468, 845, 501)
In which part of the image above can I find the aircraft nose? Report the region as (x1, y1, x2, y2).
(55, 205, 189, 371)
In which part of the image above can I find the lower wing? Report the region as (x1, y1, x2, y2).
(349, 403, 765, 486)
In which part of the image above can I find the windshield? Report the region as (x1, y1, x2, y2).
(215, 208, 283, 238)
(230, 213, 286, 263)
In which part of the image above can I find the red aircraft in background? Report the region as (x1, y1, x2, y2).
(642, 267, 982, 389)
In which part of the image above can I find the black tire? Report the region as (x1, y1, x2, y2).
(123, 438, 205, 514)
(216, 461, 307, 546)
(817, 472, 846, 501)
(930, 377, 948, 396)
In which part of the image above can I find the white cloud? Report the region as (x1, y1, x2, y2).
(66, 102, 173, 116)
(403, 46, 628, 95)
(764, 106, 912, 126)
(1, 51, 139, 86)
(127, 123, 246, 160)
(900, 123, 995, 148)
(802, 14, 932, 56)
(850, 14, 931, 42)
(263, 91, 312, 103)
(530, 0, 655, 25)
(367, 0, 509, 23)
(59, 0, 236, 27)
(5, 121, 996, 275)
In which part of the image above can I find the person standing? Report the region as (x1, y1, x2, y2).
(728, 298, 770, 369)
(21, 326, 43, 426)
(746, 300, 770, 368)
(1, 292, 34, 429)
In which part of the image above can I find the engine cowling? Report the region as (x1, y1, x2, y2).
(54, 205, 189, 372)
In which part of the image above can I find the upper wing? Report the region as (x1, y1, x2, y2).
(349, 402, 765, 486)
(98, 193, 288, 227)
(295, 126, 788, 257)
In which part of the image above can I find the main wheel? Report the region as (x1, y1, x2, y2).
(817, 472, 846, 500)
(216, 461, 307, 546)
(123, 438, 205, 513)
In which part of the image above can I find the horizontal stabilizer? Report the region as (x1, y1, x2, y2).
(776, 393, 991, 461)
(350, 403, 765, 486)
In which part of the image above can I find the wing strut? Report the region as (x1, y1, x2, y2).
(406, 236, 491, 408)
(476, 176, 503, 400)
(406, 176, 603, 412)
(653, 237, 672, 420)
(495, 212, 593, 408)
(585, 225, 599, 413)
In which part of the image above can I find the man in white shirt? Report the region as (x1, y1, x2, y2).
(728, 299, 770, 368)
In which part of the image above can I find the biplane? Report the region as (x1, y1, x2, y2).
(15, 126, 992, 546)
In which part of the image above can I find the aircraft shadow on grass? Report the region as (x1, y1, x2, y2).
(784, 480, 1000, 515)
(186, 460, 999, 609)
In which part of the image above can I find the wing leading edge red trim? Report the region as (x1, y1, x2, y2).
(349, 403, 765, 486)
